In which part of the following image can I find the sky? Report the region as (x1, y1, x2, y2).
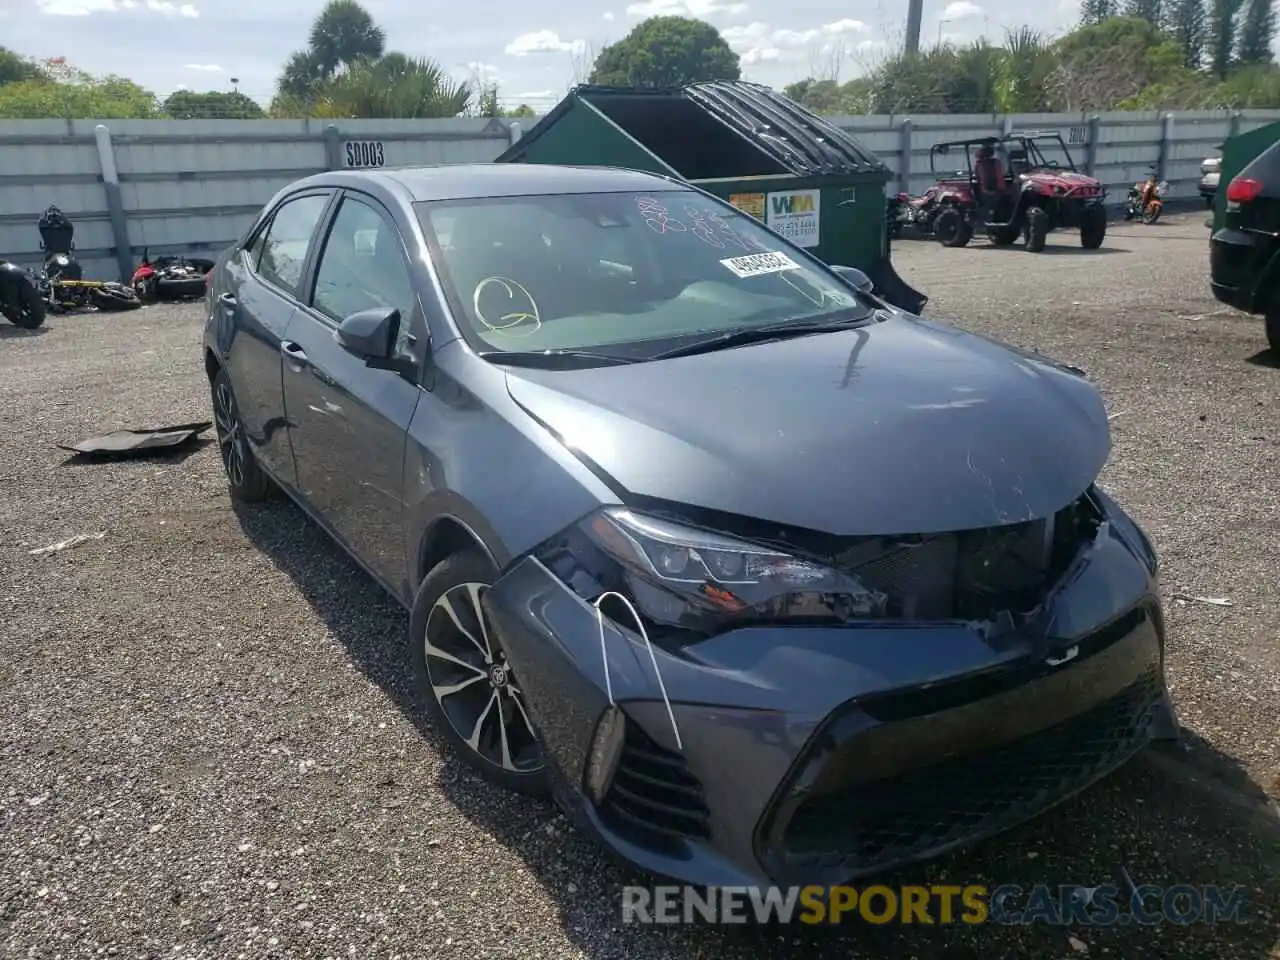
(1, 0, 1088, 109)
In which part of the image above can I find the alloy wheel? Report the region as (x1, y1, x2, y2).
(213, 379, 246, 488)
(424, 582, 542, 774)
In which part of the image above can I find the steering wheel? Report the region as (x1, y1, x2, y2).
(473, 276, 541, 336)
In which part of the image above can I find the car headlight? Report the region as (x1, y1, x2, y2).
(547, 508, 887, 632)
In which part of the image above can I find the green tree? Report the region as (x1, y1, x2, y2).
(274, 54, 470, 118)
(0, 47, 47, 86)
(0, 58, 160, 118)
(1080, 0, 1120, 24)
(276, 0, 386, 102)
(1208, 0, 1247, 75)
(588, 16, 740, 87)
(503, 103, 536, 118)
(994, 26, 1058, 111)
(1236, 0, 1277, 64)
(1050, 16, 1190, 109)
(1123, 0, 1164, 24)
(1167, 0, 1208, 67)
(162, 89, 264, 119)
(307, 0, 386, 76)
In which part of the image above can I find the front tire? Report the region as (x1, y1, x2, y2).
(1024, 207, 1048, 252)
(934, 207, 972, 247)
(2, 274, 46, 329)
(1266, 304, 1280, 355)
(410, 548, 548, 796)
(211, 367, 273, 501)
(134, 275, 158, 303)
(1080, 207, 1107, 249)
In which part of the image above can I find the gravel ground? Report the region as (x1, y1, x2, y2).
(1, 213, 1277, 960)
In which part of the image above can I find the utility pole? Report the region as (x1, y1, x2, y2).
(905, 0, 924, 54)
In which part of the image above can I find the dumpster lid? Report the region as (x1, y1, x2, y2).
(681, 80, 887, 176)
(498, 80, 888, 178)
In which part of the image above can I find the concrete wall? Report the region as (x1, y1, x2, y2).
(1, 109, 1275, 283)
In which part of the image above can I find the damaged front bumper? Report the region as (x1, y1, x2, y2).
(480, 502, 1178, 889)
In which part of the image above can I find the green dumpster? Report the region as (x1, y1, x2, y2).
(1213, 119, 1280, 233)
(493, 81, 926, 314)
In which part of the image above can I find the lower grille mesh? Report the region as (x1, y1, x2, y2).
(773, 670, 1161, 876)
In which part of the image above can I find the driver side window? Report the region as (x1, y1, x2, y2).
(311, 195, 416, 354)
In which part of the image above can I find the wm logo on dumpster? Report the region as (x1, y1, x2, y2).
(771, 194, 816, 215)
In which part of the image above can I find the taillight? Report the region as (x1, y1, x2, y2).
(1226, 176, 1264, 204)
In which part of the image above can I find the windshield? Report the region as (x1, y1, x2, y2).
(415, 189, 868, 357)
(1023, 136, 1074, 170)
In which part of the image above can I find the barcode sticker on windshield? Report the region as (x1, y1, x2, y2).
(719, 251, 801, 279)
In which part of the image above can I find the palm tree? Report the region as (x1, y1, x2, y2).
(312, 55, 472, 118)
(308, 0, 386, 76)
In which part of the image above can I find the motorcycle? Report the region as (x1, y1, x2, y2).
(131, 248, 216, 303)
(37, 204, 141, 313)
(0, 260, 46, 329)
(1124, 169, 1168, 224)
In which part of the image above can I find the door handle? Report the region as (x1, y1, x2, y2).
(218, 292, 237, 306)
(281, 340, 308, 367)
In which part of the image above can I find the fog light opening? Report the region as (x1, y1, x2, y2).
(584, 704, 627, 805)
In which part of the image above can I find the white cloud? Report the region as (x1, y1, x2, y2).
(603, 10, 615, 20)
(941, 1, 983, 19)
(625, 0, 748, 17)
(36, 0, 119, 15)
(513, 89, 555, 99)
(183, 63, 222, 72)
(504, 30, 586, 57)
(723, 19, 868, 64)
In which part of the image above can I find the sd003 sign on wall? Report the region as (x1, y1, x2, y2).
(344, 140, 386, 168)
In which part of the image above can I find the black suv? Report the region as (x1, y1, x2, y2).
(1210, 138, 1280, 353)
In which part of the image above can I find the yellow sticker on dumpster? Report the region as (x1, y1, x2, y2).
(728, 192, 766, 221)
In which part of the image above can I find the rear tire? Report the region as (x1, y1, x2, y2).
(88, 283, 141, 312)
(211, 367, 273, 502)
(3, 273, 46, 329)
(934, 207, 972, 247)
(409, 548, 548, 797)
(1024, 207, 1048, 252)
(1080, 207, 1107, 249)
(1267, 305, 1280, 355)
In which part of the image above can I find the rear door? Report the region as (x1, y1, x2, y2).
(218, 190, 333, 485)
(280, 189, 425, 591)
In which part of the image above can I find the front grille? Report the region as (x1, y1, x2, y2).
(767, 670, 1161, 879)
(834, 492, 1101, 621)
(600, 722, 710, 852)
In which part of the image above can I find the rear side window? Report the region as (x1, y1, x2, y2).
(255, 194, 329, 297)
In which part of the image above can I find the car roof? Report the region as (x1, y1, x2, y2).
(293, 163, 686, 202)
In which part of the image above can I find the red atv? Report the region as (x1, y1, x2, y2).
(887, 171, 973, 244)
(921, 132, 1108, 252)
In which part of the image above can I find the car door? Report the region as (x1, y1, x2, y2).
(219, 190, 333, 485)
(280, 189, 424, 590)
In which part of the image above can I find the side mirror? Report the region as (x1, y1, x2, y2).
(830, 264, 874, 293)
(336, 307, 420, 379)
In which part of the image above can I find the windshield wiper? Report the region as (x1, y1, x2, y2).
(648, 315, 876, 361)
(478, 349, 636, 368)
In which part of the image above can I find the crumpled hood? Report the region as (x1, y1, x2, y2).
(503, 315, 1110, 536)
